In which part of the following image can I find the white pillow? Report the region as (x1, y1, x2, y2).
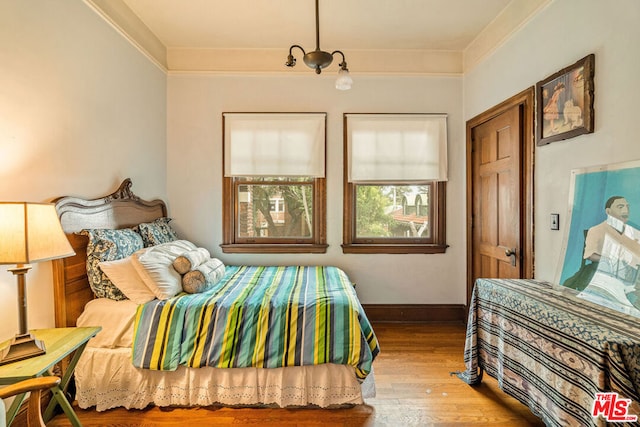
(99, 257, 156, 304)
(131, 240, 197, 300)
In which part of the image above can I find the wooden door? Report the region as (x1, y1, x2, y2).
(466, 88, 535, 306)
(473, 105, 521, 279)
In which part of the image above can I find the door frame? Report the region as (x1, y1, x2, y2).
(465, 87, 536, 307)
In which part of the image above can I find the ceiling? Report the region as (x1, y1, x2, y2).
(121, 0, 510, 51)
(90, 0, 549, 74)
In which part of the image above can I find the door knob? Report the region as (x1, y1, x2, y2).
(505, 248, 517, 266)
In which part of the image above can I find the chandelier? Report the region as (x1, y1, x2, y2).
(285, 0, 353, 90)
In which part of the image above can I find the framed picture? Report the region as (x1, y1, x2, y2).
(536, 54, 594, 146)
(556, 160, 640, 318)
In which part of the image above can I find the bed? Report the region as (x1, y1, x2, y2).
(51, 179, 379, 411)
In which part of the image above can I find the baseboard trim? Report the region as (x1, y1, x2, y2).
(363, 304, 466, 323)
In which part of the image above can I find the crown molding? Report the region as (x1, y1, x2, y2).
(463, 0, 552, 74)
(83, 0, 168, 72)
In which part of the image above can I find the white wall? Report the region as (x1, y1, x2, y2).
(0, 1, 166, 339)
(464, 0, 640, 282)
(167, 74, 465, 304)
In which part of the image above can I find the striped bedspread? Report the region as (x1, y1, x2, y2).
(456, 278, 640, 427)
(132, 265, 379, 379)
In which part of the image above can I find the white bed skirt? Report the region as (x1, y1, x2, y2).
(75, 347, 376, 411)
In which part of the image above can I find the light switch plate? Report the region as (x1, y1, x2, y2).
(550, 213, 560, 230)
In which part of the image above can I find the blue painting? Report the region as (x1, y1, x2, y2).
(557, 160, 640, 317)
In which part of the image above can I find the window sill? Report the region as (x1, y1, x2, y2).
(341, 243, 448, 254)
(221, 244, 329, 254)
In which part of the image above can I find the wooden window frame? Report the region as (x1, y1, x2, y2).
(221, 112, 328, 254)
(341, 113, 448, 254)
(342, 180, 447, 254)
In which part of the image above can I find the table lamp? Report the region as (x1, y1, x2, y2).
(0, 202, 75, 365)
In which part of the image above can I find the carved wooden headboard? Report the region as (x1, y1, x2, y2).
(52, 179, 167, 327)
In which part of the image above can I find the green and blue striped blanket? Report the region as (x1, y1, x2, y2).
(132, 265, 379, 379)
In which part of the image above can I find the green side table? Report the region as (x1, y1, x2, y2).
(0, 327, 101, 426)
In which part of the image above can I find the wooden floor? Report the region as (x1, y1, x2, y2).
(47, 323, 545, 426)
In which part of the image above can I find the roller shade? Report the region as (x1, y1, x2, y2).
(346, 114, 448, 182)
(224, 113, 326, 177)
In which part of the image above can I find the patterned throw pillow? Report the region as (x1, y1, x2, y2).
(79, 228, 145, 300)
(136, 217, 178, 247)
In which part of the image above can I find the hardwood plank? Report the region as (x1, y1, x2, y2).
(47, 323, 544, 426)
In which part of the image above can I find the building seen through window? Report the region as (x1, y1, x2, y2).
(236, 179, 313, 239)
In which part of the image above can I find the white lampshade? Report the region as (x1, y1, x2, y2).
(335, 68, 353, 90)
(0, 202, 75, 265)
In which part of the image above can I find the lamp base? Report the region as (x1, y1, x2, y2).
(0, 333, 46, 366)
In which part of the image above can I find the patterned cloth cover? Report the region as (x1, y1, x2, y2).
(456, 278, 640, 427)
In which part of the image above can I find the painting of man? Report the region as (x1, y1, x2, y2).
(558, 162, 640, 316)
(584, 196, 640, 262)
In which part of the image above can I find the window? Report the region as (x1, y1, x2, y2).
(221, 113, 327, 253)
(342, 113, 448, 254)
(235, 178, 313, 237)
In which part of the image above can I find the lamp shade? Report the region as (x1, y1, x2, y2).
(0, 202, 75, 264)
(335, 68, 353, 90)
